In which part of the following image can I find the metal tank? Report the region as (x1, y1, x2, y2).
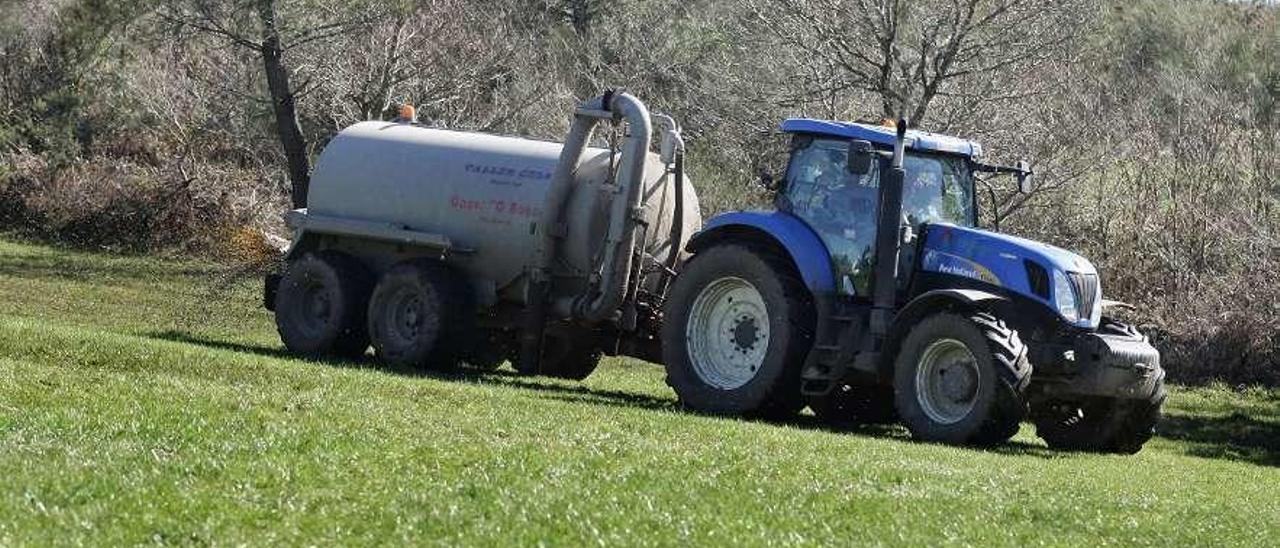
(299, 99, 701, 320)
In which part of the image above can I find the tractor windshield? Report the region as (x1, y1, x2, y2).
(782, 138, 977, 296)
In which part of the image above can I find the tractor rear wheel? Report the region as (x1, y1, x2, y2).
(274, 251, 372, 359)
(893, 312, 1030, 445)
(367, 260, 472, 371)
(661, 244, 813, 418)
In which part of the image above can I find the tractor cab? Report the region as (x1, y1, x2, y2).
(776, 119, 991, 297)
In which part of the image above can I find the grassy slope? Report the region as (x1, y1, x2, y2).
(0, 239, 1277, 546)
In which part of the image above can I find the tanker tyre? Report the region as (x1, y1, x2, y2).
(893, 312, 1030, 446)
(808, 381, 898, 427)
(548, 347, 603, 381)
(463, 331, 511, 371)
(522, 334, 603, 381)
(367, 260, 469, 372)
(661, 244, 813, 419)
(274, 251, 372, 360)
(512, 327, 601, 384)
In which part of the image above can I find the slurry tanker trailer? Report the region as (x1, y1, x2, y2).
(265, 91, 1166, 453)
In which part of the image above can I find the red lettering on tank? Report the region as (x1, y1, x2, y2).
(506, 202, 539, 218)
(450, 194, 487, 213)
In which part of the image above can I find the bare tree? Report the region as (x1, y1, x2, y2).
(313, 1, 549, 134)
(743, 0, 1089, 126)
(158, 0, 379, 208)
(555, 0, 612, 36)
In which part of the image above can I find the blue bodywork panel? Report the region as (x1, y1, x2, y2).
(921, 223, 1101, 329)
(781, 119, 983, 158)
(694, 212, 1102, 328)
(694, 211, 836, 293)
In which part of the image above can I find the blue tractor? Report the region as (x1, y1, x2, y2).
(661, 119, 1166, 453)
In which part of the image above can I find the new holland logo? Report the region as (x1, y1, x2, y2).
(927, 250, 1003, 286)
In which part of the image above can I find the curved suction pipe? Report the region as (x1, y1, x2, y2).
(569, 92, 653, 323)
(519, 93, 611, 373)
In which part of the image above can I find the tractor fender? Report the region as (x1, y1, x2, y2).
(686, 211, 835, 293)
(892, 289, 1007, 334)
(878, 289, 1008, 377)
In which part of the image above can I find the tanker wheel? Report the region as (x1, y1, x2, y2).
(808, 379, 897, 427)
(661, 244, 813, 419)
(463, 330, 512, 371)
(274, 251, 372, 360)
(1033, 389, 1166, 454)
(514, 330, 603, 381)
(367, 260, 472, 372)
(893, 312, 1030, 446)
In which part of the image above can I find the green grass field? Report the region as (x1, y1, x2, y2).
(1, 239, 1278, 546)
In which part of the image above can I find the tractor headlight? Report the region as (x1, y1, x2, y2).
(1053, 269, 1079, 323)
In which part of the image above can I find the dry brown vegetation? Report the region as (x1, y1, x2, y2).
(1, 0, 1277, 385)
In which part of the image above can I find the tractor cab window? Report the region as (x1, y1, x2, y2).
(902, 153, 976, 228)
(782, 138, 977, 297)
(781, 138, 880, 296)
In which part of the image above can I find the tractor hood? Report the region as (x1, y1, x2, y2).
(921, 223, 1102, 329)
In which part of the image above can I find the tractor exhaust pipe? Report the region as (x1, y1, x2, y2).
(870, 119, 909, 336)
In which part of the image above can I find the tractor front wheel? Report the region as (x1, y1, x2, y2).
(893, 312, 1030, 445)
(1032, 391, 1165, 454)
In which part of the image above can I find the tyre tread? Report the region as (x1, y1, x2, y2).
(893, 310, 1030, 446)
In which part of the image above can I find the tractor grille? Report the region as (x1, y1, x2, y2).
(1068, 272, 1099, 321)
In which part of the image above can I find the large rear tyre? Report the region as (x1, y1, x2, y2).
(367, 260, 472, 371)
(274, 251, 372, 359)
(808, 379, 897, 426)
(893, 312, 1030, 445)
(661, 244, 813, 418)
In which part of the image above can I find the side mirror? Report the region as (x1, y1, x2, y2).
(1016, 160, 1033, 194)
(847, 139, 874, 175)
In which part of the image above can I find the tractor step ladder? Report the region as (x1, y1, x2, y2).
(800, 298, 869, 396)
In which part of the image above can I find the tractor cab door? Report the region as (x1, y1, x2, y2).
(778, 136, 881, 297)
